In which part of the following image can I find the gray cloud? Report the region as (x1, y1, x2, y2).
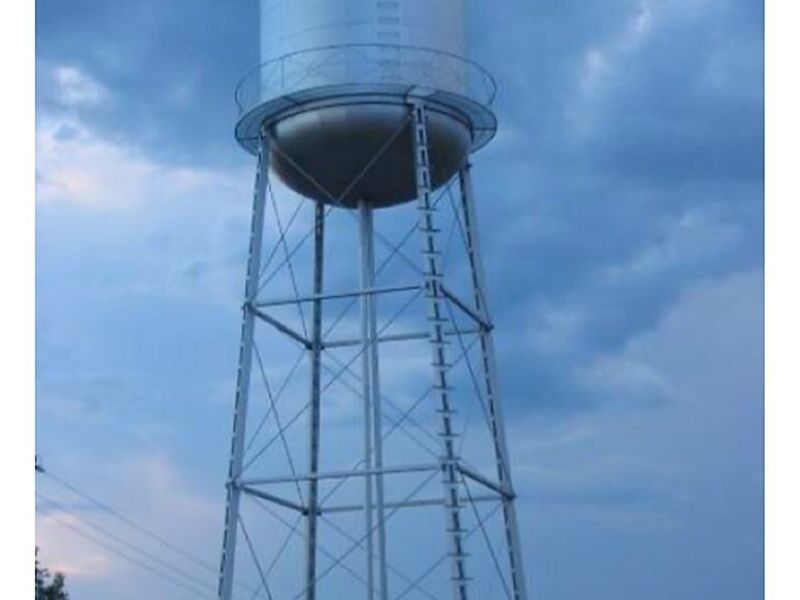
(36, 1, 763, 598)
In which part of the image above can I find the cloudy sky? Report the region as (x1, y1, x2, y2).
(35, 1, 763, 599)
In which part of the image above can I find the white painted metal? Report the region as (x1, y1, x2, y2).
(240, 464, 439, 487)
(360, 203, 391, 600)
(258, 0, 468, 115)
(304, 200, 325, 600)
(219, 106, 533, 600)
(459, 165, 529, 600)
(219, 6, 531, 599)
(268, 106, 471, 207)
(412, 101, 470, 600)
(233, 0, 495, 207)
(260, 0, 466, 70)
(358, 199, 377, 600)
(218, 133, 270, 600)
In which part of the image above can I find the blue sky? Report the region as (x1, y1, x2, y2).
(35, 1, 763, 599)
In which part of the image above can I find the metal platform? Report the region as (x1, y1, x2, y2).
(234, 44, 498, 156)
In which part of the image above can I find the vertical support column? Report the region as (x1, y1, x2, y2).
(458, 165, 529, 600)
(218, 131, 271, 600)
(362, 203, 390, 600)
(304, 200, 325, 600)
(358, 200, 376, 600)
(411, 101, 470, 600)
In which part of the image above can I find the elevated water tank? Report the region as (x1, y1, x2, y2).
(235, 0, 497, 208)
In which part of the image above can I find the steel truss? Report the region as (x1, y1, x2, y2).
(218, 103, 529, 600)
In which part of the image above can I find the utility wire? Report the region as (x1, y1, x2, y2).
(36, 503, 216, 600)
(40, 469, 217, 573)
(36, 493, 218, 596)
(39, 466, 256, 595)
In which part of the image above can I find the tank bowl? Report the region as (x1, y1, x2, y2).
(268, 102, 470, 208)
(234, 45, 498, 208)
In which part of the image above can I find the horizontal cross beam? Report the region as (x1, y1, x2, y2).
(320, 494, 501, 515)
(324, 327, 482, 350)
(240, 463, 439, 487)
(254, 285, 421, 309)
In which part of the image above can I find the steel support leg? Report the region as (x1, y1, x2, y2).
(359, 201, 390, 600)
(304, 200, 325, 600)
(458, 165, 529, 600)
(411, 101, 470, 600)
(218, 133, 271, 600)
(358, 200, 376, 600)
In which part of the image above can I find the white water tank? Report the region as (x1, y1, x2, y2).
(261, 0, 467, 66)
(235, 0, 497, 207)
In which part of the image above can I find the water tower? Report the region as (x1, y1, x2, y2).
(217, 2, 529, 600)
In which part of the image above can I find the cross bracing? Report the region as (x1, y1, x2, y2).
(217, 102, 528, 600)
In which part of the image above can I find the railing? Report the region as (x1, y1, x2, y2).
(234, 44, 497, 118)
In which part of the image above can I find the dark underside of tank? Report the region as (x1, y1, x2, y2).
(266, 102, 473, 209)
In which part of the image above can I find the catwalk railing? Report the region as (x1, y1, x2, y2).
(234, 44, 498, 117)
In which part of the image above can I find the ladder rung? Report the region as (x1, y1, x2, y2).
(427, 316, 449, 323)
(425, 294, 448, 302)
(448, 552, 472, 560)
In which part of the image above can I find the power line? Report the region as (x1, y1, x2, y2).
(37, 492, 218, 596)
(36, 502, 216, 599)
(38, 465, 257, 595)
(41, 469, 216, 573)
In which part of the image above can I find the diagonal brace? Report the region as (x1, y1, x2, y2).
(240, 485, 309, 515)
(440, 285, 493, 332)
(457, 464, 514, 500)
(250, 303, 313, 349)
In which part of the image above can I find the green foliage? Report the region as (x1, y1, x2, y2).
(36, 549, 69, 600)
